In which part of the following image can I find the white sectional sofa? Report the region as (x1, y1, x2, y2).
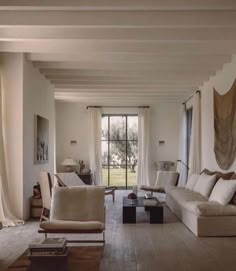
(166, 170, 236, 237)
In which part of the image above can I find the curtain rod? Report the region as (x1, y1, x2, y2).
(86, 105, 150, 109)
(182, 90, 201, 105)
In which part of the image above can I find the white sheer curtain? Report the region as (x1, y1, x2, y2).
(177, 104, 188, 187)
(189, 92, 201, 175)
(137, 107, 150, 186)
(88, 107, 102, 185)
(0, 74, 23, 227)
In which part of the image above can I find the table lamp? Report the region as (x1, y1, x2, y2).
(61, 158, 77, 172)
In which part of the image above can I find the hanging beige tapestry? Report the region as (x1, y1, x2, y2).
(214, 78, 236, 170)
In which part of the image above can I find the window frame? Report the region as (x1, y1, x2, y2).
(101, 114, 138, 189)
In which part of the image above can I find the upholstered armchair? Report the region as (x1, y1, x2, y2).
(39, 171, 52, 222)
(39, 186, 106, 243)
(55, 172, 117, 202)
(140, 171, 179, 195)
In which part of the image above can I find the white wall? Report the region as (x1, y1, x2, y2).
(200, 55, 236, 172)
(23, 56, 55, 219)
(56, 102, 181, 185)
(0, 53, 55, 220)
(0, 53, 24, 219)
(55, 102, 89, 173)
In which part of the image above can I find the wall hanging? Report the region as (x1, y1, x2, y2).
(34, 114, 49, 164)
(214, 78, 236, 169)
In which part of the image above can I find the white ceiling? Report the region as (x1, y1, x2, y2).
(1, 0, 236, 104)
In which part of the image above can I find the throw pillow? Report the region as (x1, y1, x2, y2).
(230, 174, 236, 205)
(193, 173, 217, 198)
(185, 174, 200, 191)
(201, 169, 234, 181)
(209, 178, 236, 205)
(230, 173, 236, 180)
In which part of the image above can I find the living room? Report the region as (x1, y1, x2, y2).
(1, 1, 236, 270)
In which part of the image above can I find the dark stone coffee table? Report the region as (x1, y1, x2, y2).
(122, 196, 163, 224)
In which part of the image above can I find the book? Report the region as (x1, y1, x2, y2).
(30, 247, 67, 256)
(28, 247, 70, 258)
(143, 199, 158, 206)
(29, 238, 67, 249)
(144, 193, 154, 199)
(29, 249, 66, 253)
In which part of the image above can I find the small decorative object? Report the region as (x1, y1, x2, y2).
(132, 185, 138, 195)
(61, 158, 77, 172)
(82, 167, 91, 174)
(127, 192, 137, 200)
(34, 115, 49, 164)
(79, 160, 85, 174)
(33, 182, 41, 198)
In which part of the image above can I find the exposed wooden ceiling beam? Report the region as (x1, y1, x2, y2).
(1, 27, 236, 41)
(54, 89, 192, 94)
(33, 61, 225, 70)
(28, 53, 230, 63)
(0, 11, 236, 27)
(54, 84, 197, 90)
(1, 0, 236, 11)
(1, 40, 236, 55)
(45, 75, 208, 81)
(40, 68, 217, 76)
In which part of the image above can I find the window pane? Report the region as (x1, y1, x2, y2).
(127, 141, 138, 165)
(127, 166, 137, 187)
(102, 166, 109, 186)
(102, 141, 108, 164)
(110, 167, 126, 187)
(128, 116, 138, 140)
(102, 116, 108, 140)
(110, 141, 126, 165)
(110, 116, 126, 140)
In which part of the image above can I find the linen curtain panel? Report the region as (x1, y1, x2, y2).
(88, 107, 102, 185)
(177, 104, 188, 187)
(189, 92, 201, 175)
(137, 107, 150, 186)
(0, 75, 23, 227)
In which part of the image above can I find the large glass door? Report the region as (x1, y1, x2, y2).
(102, 115, 138, 189)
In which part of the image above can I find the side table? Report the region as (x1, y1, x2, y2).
(123, 197, 163, 224)
(76, 173, 93, 185)
(29, 247, 69, 271)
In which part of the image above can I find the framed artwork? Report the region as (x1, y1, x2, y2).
(34, 114, 49, 164)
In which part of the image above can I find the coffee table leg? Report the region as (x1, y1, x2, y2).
(123, 206, 136, 223)
(150, 207, 163, 224)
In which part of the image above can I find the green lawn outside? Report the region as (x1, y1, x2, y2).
(102, 167, 137, 187)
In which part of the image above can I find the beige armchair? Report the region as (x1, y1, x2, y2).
(140, 171, 179, 195)
(39, 186, 106, 244)
(39, 171, 52, 222)
(55, 172, 117, 202)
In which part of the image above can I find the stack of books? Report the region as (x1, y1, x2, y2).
(29, 238, 67, 256)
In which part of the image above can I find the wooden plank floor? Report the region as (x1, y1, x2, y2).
(1, 190, 236, 271)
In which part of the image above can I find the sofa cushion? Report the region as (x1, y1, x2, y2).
(209, 178, 236, 205)
(40, 220, 105, 231)
(201, 169, 234, 181)
(230, 174, 236, 205)
(184, 201, 236, 217)
(185, 174, 200, 191)
(193, 173, 216, 198)
(167, 187, 207, 208)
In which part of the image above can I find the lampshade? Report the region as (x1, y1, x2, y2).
(61, 158, 78, 166)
